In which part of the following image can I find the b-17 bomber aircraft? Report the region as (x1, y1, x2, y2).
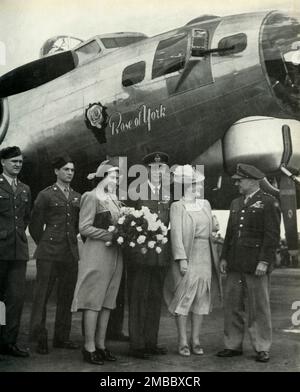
(0, 10, 299, 252)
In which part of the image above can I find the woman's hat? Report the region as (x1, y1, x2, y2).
(173, 165, 205, 184)
(87, 157, 119, 180)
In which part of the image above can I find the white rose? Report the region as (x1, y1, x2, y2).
(118, 216, 125, 225)
(148, 221, 159, 231)
(108, 225, 115, 232)
(148, 241, 156, 249)
(136, 226, 142, 232)
(117, 236, 124, 245)
(129, 242, 136, 248)
(155, 247, 162, 254)
(156, 234, 164, 241)
(137, 235, 146, 244)
(141, 247, 148, 255)
(131, 221, 136, 226)
(162, 237, 168, 244)
(133, 210, 143, 218)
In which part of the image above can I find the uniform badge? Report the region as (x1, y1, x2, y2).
(250, 201, 264, 209)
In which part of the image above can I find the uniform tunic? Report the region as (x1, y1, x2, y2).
(0, 175, 31, 345)
(28, 183, 81, 343)
(220, 189, 281, 352)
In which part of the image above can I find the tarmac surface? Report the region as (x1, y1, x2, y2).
(0, 257, 299, 373)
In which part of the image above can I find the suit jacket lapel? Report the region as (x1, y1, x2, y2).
(0, 175, 14, 194)
(245, 190, 262, 208)
(55, 185, 68, 202)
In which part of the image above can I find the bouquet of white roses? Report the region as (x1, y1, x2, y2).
(106, 206, 168, 255)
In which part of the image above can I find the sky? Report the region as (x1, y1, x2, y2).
(0, 0, 298, 75)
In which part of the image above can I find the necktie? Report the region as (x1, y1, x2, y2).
(64, 187, 70, 199)
(11, 180, 17, 193)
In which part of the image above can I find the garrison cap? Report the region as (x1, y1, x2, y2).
(232, 163, 265, 180)
(142, 151, 169, 165)
(0, 146, 22, 160)
(52, 154, 74, 170)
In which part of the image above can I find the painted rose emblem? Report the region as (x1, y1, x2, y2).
(84, 102, 108, 143)
(85, 102, 107, 130)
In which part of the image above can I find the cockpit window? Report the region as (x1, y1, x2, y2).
(261, 11, 300, 113)
(152, 33, 188, 79)
(101, 36, 146, 48)
(75, 40, 101, 65)
(218, 33, 247, 56)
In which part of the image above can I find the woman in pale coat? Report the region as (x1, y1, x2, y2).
(71, 158, 123, 365)
(164, 165, 221, 357)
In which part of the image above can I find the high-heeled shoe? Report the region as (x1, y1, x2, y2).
(191, 343, 204, 355)
(178, 345, 190, 357)
(96, 347, 117, 361)
(82, 347, 104, 365)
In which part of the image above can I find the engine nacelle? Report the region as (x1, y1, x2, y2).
(223, 116, 300, 176)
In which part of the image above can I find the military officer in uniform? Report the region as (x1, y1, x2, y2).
(217, 163, 281, 363)
(29, 155, 81, 354)
(128, 152, 172, 359)
(0, 146, 31, 358)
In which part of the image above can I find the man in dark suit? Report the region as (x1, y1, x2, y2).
(0, 146, 31, 358)
(29, 155, 81, 354)
(128, 151, 172, 359)
(217, 163, 281, 363)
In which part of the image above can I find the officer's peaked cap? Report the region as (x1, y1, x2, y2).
(232, 163, 265, 180)
(142, 151, 169, 165)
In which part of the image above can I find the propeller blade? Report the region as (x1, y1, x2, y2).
(279, 174, 299, 255)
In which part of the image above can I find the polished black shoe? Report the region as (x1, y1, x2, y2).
(107, 333, 130, 342)
(0, 344, 30, 358)
(36, 329, 49, 354)
(255, 351, 270, 363)
(36, 339, 49, 355)
(53, 340, 80, 349)
(96, 347, 117, 361)
(82, 348, 104, 365)
(145, 346, 168, 355)
(129, 348, 152, 359)
(216, 349, 243, 357)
